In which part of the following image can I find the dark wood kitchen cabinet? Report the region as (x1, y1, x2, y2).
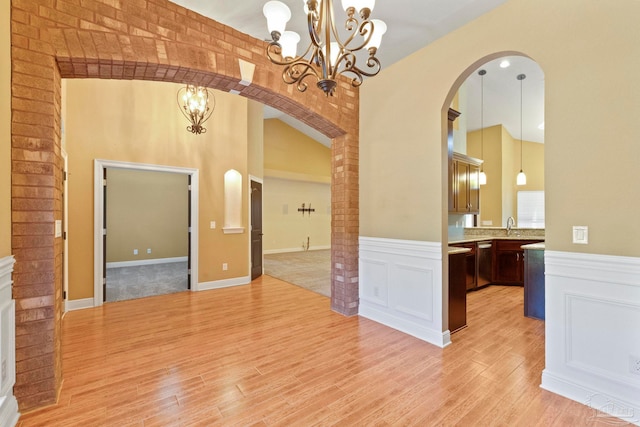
(450, 152, 481, 214)
(493, 240, 543, 285)
(450, 242, 477, 290)
(448, 250, 467, 333)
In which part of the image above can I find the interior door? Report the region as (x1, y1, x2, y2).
(250, 180, 263, 280)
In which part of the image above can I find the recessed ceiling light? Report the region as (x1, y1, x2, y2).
(538, 122, 545, 130)
(499, 60, 510, 68)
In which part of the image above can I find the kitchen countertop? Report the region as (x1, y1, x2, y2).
(449, 236, 545, 245)
(448, 246, 472, 255)
(521, 242, 545, 250)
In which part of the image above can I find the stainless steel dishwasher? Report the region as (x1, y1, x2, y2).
(477, 241, 493, 288)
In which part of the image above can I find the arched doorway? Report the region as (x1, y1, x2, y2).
(443, 53, 545, 335)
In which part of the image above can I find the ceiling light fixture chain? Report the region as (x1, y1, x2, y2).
(177, 84, 215, 135)
(478, 69, 487, 186)
(263, 0, 387, 96)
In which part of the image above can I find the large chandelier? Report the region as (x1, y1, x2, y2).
(263, 0, 387, 96)
(177, 85, 215, 134)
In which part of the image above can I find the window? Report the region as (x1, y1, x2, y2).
(517, 191, 545, 228)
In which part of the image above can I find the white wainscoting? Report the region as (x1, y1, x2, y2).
(359, 237, 449, 348)
(542, 250, 640, 426)
(0, 256, 19, 427)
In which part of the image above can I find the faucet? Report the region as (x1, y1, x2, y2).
(506, 216, 515, 235)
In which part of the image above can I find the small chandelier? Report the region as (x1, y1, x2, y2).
(263, 0, 387, 97)
(177, 85, 215, 134)
(516, 74, 527, 186)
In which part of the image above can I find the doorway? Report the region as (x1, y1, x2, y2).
(93, 160, 199, 306)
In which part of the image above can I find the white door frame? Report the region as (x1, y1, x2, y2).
(93, 159, 199, 307)
(62, 149, 68, 313)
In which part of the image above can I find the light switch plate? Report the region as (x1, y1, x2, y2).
(573, 226, 588, 244)
(210, 221, 216, 229)
(55, 220, 62, 238)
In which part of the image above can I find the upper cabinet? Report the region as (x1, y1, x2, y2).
(448, 108, 482, 214)
(452, 153, 481, 214)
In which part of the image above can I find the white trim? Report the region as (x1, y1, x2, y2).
(222, 227, 245, 234)
(198, 276, 251, 291)
(359, 237, 449, 348)
(264, 246, 331, 255)
(106, 256, 188, 269)
(65, 298, 95, 312)
(541, 250, 640, 426)
(62, 148, 68, 314)
(0, 256, 19, 427)
(94, 160, 199, 304)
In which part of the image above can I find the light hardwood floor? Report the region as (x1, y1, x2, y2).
(18, 277, 609, 426)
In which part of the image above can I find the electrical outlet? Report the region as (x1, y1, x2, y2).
(147, 248, 151, 254)
(133, 249, 138, 255)
(630, 355, 640, 375)
(222, 263, 228, 271)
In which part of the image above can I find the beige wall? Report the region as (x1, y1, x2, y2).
(361, 0, 640, 257)
(263, 119, 332, 252)
(264, 119, 332, 182)
(263, 178, 331, 252)
(468, 125, 544, 226)
(247, 100, 264, 180)
(106, 169, 188, 263)
(65, 79, 250, 299)
(0, 0, 10, 257)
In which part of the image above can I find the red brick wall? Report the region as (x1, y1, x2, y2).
(11, 0, 359, 410)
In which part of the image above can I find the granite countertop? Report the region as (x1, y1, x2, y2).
(449, 235, 545, 244)
(448, 246, 472, 255)
(521, 242, 545, 250)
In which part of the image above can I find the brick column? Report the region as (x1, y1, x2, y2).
(331, 131, 359, 316)
(11, 38, 63, 408)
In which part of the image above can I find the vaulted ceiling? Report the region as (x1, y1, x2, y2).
(170, 0, 544, 146)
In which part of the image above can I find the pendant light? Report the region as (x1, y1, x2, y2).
(516, 73, 527, 186)
(478, 69, 487, 185)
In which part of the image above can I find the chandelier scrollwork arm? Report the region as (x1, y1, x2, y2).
(263, 0, 387, 97)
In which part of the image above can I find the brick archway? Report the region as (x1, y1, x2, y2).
(11, 0, 359, 410)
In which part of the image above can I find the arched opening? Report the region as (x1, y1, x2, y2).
(443, 52, 546, 340)
(10, 3, 361, 409)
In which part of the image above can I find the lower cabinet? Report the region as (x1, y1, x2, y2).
(493, 240, 543, 285)
(448, 251, 467, 333)
(524, 248, 545, 320)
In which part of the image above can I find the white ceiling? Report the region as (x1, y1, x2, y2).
(169, 0, 544, 146)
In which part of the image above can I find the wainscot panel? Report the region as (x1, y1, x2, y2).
(359, 237, 449, 348)
(542, 250, 640, 426)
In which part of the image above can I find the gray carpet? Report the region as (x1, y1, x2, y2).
(263, 249, 331, 297)
(106, 261, 188, 302)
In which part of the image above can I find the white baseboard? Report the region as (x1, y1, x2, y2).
(264, 246, 331, 255)
(66, 298, 95, 312)
(197, 276, 251, 291)
(0, 395, 19, 427)
(542, 250, 640, 426)
(106, 256, 188, 269)
(358, 237, 449, 348)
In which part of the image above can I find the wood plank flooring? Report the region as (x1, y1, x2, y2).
(18, 277, 607, 426)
